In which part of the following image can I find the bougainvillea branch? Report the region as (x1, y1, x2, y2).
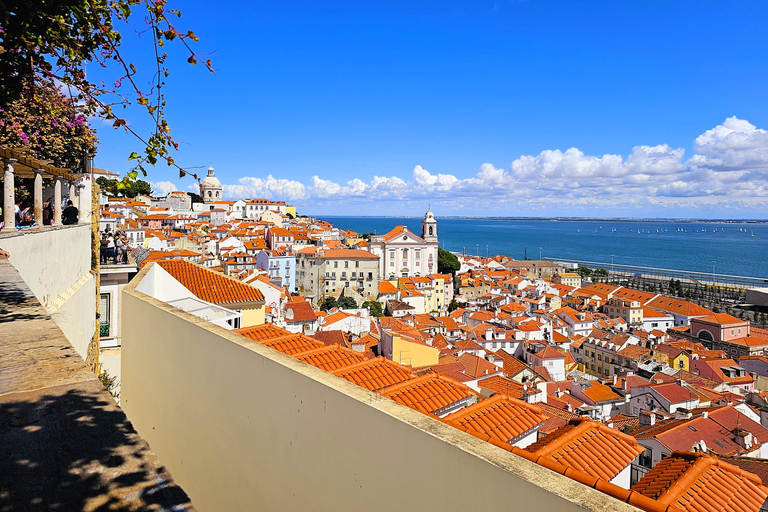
(0, 0, 213, 187)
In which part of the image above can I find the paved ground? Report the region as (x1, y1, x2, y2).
(0, 257, 195, 512)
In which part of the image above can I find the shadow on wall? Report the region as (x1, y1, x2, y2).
(0, 387, 194, 512)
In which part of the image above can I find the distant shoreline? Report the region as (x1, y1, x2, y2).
(317, 215, 768, 223)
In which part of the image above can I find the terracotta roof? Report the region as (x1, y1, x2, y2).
(332, 357, 414, 392)
(632, 416, 744, 455)
(259, 333, 325, 356)
(297, 247, 378, 259)
(382, 374, 475, 416)
(285, 301, 317, 322)
(696, 313, 746, 325)
(631, 451, 768, 512)
(524, 418, 645, 481)
(579, 381, 623, 404)
(379, 281, 399, 294)
(647, 296, 714, 318)
(156, 260, 265, 305)
(476, 375, 529, 399)
(310, 330, 349, 347)
(234, 323, 292, 342)
(295, 344, 365, 372)
(535, 345, 565, 360)
(457, 353, 501, 379)
(716, 454, 768, 486)
(444, 394, 549, 445)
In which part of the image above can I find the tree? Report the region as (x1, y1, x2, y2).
(362, 300, 383, 317)
(0, 78, 97, 169)
(188, 191, 204, 204)
(448, 299, 461, 312)
(576, 266, 593, 278)
(96, 176, 152, 197)
(437, 247, 460, 275)
(338, 296, 358, 309)
(0, 0, 213, 181)
(320, 297, 338, 311)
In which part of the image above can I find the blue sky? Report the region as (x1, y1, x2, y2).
(91, 0, 768, 218)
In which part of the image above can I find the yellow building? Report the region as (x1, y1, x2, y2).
(382, 330, 439, 368)
(285, 205, 297, 218)
(552, 272, 582, 288)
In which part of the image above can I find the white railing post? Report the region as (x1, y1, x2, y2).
(34, 168, 44, 226)
(53, 176, 63, 226)
(2, 158, 16, 232)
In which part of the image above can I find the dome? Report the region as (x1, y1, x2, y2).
(200, 166, 221, 188)
(200, 175, 221, 187)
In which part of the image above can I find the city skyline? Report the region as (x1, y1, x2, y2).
(90, 1, 768, 218)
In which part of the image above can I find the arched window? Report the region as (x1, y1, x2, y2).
(207, 190, 212, 197)
(429, 226, 433, 235)
(698, 330, 714, 342)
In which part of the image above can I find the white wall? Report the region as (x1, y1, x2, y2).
(1, 225, 95, 358)
(121, 283, 637, 512)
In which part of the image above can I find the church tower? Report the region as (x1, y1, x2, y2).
(421, 206, 438, 243)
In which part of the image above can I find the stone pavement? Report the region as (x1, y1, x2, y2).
(0, 256, 196, 512)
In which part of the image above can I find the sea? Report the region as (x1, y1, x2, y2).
(318, 216, 768, 280)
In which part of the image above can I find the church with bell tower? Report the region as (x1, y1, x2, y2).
(368, 207, 439, 279)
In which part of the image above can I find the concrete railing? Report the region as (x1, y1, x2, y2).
(0, 224, 95, 359)
(122, 271, 638, 512)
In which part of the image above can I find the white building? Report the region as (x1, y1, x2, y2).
(368, 207, 438, 279)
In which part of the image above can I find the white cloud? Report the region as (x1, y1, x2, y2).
(223, 175, 308, 201)
(151, 181, 177, 196)
(216, 117, 768, 214)
(690, 116, 768, 172)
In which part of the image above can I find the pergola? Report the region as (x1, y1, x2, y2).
(1, 146, 86, 232)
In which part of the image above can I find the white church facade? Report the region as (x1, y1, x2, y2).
(368, 208, 439, 279)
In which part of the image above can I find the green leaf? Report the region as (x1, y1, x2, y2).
(127, 151, 139, 161)
(127, 170, 139, 180)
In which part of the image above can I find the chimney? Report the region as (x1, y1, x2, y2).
(612, 374, 618, 386)
(701, 411, 708, 419)
(639, 410, 655, 426)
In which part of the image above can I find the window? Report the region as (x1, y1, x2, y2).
(345, 261, 349, 268)
(334, 261, 338, 268)
(99, 293, 111, 337)
(355, 261, 359, 268)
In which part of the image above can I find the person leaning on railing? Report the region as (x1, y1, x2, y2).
(16, 212, 40, 231)
(61, 200, 79, 225)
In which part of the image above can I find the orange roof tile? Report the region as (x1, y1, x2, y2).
(234, 323, 292, 342)
(524, 418, 645, 481)
(382, 374, 475, 416)
(156, 260, 265, 305)
(332, 357, 414, 392)
(444, 394, 549, 445)
(295, 344, 366, 372)
(259, 334, 325, 356)
(631, 451, 768, 512)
